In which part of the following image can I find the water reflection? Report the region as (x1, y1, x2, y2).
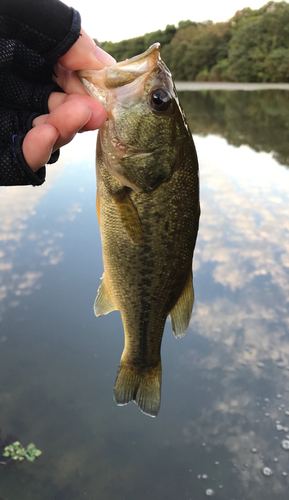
(182, 132, 289, 498)
(0, 92, 289, 499)
(180, 89, 289, 167)
(194, 135, 289, 296)
(0, 168, 64, 311)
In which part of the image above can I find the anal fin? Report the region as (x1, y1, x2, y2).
(169, 268, 194, 338)
(94, 273, 117, 316)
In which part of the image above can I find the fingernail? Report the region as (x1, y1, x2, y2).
(95, 45, 116, 67)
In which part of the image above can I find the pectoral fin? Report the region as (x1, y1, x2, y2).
(169, 268, 194, 338)
(94, 274, 117, 316)
(113, 188, 144, 245)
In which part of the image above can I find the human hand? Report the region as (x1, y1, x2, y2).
(22, 30, 115, 172)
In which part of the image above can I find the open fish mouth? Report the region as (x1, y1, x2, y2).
(78, 43, 166, 106)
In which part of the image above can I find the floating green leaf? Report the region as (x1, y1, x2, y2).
(2, 440, 42, 463)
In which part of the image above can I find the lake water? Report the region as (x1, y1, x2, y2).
(0, 89, 289, 499)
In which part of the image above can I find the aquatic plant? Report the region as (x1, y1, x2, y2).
(1, 441, 42, 463)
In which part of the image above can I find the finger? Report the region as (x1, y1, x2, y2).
(53, 63, 87, 96)
(58, 29, 115, 71)
(33, 100, 94, 152)
(47, 92, 107, 131)
(22, 124, 59, 172)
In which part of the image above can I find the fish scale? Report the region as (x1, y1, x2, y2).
(78, 43, 200, 416)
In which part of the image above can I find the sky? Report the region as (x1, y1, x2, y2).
(62, 0, 285, 43)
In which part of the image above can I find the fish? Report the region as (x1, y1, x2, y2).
(78, 43, 200, 417)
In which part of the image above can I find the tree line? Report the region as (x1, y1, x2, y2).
(100, 1, 289, 82)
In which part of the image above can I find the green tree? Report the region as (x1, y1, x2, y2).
(162, 22, 231, 81)
(101, 24, 176, 62)
(228, 1, 289, 81)
(100, 1, 289, 82)
(265, 48, 289, 81)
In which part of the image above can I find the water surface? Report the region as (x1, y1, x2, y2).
(0, 89, 289, 500)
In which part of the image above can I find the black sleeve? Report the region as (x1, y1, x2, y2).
(0, 0, 81, 64)
(0, 0, 82, 187)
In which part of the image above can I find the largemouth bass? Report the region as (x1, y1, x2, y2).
(78, 44, 200, 417)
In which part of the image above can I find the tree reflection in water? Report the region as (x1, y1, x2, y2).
(180, 89, 289, 167)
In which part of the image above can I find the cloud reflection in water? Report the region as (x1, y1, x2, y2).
(180, 134, 289, 497)
(195, 135, 289, 294)
(0, 127, 289, 499)
(0, 166, 65, 310)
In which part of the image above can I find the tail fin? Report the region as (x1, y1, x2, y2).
(113, 358, 162, 417)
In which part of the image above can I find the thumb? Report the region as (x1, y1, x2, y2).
(58, 29, 115, 71)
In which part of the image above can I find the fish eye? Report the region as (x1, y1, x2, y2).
(149, 88, 172, 112)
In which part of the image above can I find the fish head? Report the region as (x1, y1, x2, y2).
(78, 43, 192, 192)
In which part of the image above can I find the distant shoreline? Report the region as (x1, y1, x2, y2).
(175, 82, 289, 91)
